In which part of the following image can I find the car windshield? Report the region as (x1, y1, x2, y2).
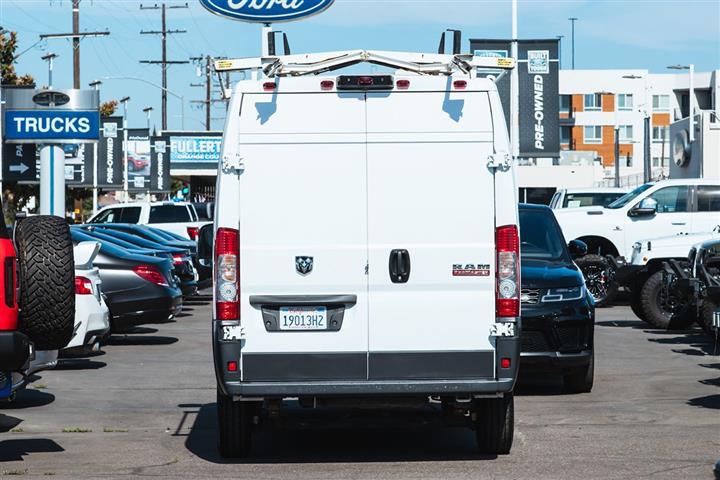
(606, 183, 654, 209)
(519, 209, 567, 261)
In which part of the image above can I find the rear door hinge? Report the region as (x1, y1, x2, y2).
(487, 153, 512, 172)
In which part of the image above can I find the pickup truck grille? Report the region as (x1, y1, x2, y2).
(521, 288, 541, 304)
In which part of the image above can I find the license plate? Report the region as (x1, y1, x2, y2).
(279, 307, 327, 331)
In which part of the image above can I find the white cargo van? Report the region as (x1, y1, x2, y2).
(211, 50, 521, 458)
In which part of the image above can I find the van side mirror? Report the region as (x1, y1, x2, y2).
(568, 239, 588, 259)
(629, 197, 658, 218)
(197, 224, 214, 267)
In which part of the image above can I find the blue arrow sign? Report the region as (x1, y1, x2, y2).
(199, 0, 335, 23)
(4, 110, 100, 142)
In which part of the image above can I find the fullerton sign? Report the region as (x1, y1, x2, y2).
(199, 0, 335, 23)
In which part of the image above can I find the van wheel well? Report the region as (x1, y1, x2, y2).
(576, 236, 619, 258)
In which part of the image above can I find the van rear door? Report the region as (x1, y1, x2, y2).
(365, 88, 497, 380)
(237, 92, 369, 382)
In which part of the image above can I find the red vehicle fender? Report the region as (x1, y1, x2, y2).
(0, 238, 18, 331)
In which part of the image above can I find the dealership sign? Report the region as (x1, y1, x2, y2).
(5, 110, 99, 142)
(199, 0, 335, 23)
(170, 136, 222, 163)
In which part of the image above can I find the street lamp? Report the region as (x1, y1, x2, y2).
(41, 52, 58, 89)
(142, 106, 154, 131)
(667, 64, 695, 142)
(89, 79, 102, 91)
(622, 74, 653, 183)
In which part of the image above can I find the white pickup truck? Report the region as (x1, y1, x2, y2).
(87, 202, 208, 241)
(553, 179, 720, 306)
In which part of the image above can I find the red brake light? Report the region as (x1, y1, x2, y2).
(263, 82, 276, 91)
(75, 276, 93, 295)
(496, 225, 520, 318)
(358, 76, 374, 86)
(500, 358, 511, 369)
(396, 79, 410, 90)
(227, 361, 238, 372)
(133, 265, 169, 287)
(320, 80, 334, 91)
(453, 80, 468, 90)
(215, 228, 239, 321)
(187, 226, 199, 241)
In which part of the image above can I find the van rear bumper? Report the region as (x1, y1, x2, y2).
(221, 378, 515, 397)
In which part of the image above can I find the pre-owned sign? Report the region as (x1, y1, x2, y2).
(95, 117, 124, 188)
(470, 38, 560, 158)
(4, 110, 100, 142)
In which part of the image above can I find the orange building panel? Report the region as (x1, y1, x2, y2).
(652, 113, 670, 126)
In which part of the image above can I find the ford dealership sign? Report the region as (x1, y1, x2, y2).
(199, 0, 334, 23)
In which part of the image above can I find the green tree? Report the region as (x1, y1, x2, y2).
(0, 31, 34, 86)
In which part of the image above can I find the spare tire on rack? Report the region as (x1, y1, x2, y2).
(15, 216, 75, 351)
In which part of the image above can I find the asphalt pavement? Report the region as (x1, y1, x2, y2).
(1, 298, 718, 479)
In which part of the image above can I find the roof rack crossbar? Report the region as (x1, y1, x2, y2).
(214, 50, 515, 79)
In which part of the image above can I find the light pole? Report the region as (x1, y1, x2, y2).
(568, 17, 578, 69)
(557, 35, 564, 70)
(143, 106, 154, 131)
(622, 74, 652, 183)
(667, 64, 695, 142)
(100, 75, 185, 131)
(89, 79, 102, 213)
(120, 96, 130, 203)
(41, 52, 58, 89)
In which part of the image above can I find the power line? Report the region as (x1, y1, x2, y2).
(139, 2, 189, 131)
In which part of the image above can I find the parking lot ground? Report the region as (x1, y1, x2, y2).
(1, 298, 718, 479)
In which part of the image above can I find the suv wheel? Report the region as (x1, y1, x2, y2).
(640, 271, 694, 330)
(15, 216, 75, 351)
(575, 254, 618, 307)
(474, 393, 514, 455)
(217, 388, 255, 459)
(564, 349, 594, 393)
(698, 299, 720, 340)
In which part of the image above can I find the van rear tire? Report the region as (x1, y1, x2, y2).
(217, 388, 254, 459)
(474, 393, 514, 455)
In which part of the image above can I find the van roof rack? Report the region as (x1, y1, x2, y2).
(214, 50, 515, 79)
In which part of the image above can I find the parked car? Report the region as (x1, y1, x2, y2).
(1, 216, 75, 400)
(549, 187, 627, 210)
(63, 242, 110, 354)
(518, 204, 595, 393)
(211, 51, 520, 457)
(87, 202, 208, 240)
(70, 229, 183, 332)
(616, 228, 719, 327)
(79, 226, 198, 296)
(554, 180, 720, 307)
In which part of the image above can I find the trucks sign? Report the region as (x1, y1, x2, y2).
(4, 110, 100, 142)
(199, 0, 335, 23)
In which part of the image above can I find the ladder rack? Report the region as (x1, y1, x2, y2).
(214, 50, 515, 79)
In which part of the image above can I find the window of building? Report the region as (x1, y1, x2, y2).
(652, 156, 669, 168)
(618, 125, 634, 142)
(696, 185, 720, 212)
(560, 126, 571, 144)
(648, 186, 689, 213)
(619, 155, 633, 167)
(617, 94, 633, 111)
(559, 95, 571, 113)
(652, 95, 670, 111)
(652, 126, 669, 143)
(584, 93, 602, 111)
(584, 126, 602, 144)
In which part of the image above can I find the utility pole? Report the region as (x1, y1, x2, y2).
(73, 0, 80, 88)
(40, 0, 109, 89)
(190, 55, 213, 130)
(568, 17, 578, 70)
(140, 2, 189, 131)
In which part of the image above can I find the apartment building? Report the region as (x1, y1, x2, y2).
(558, 68, 719, 180)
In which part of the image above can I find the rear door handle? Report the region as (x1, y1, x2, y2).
(671, 222, 687, 226)
(389, 249, 411, 283)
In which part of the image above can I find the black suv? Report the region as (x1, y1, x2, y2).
(519, 204, 595, 393)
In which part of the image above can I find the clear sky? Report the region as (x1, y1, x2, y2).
(2, 0, 718, 131)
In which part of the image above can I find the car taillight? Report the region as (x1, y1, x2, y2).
(496, 225, 520, 318)
(75, 276, 93, 295)
(133, 265, 169, 287)
(187, 227, 199, 241)
(215, 228, 239, 321)
(172, 254, 184, 266)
